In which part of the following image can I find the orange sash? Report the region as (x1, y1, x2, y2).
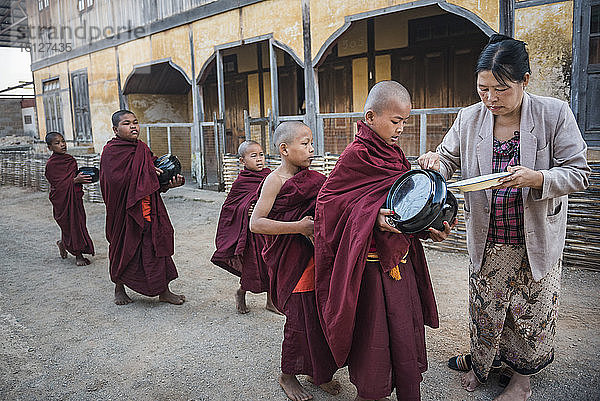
(292, 256, 315, 293)
(141, 195, 151, 222)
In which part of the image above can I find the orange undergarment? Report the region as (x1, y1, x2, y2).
(292, 256, 315, 293)
(141, 195, 151, 222)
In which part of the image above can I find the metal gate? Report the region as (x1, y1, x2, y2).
(243, 110, 304, 156)
(243, 109, 273, 154)
(198, 113, 226, 190)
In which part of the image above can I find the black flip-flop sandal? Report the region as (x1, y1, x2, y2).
(448, 354, 472, 371)
(448, 354, 502, 372)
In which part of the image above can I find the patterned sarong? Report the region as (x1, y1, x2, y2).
(470, 242, 561, 382)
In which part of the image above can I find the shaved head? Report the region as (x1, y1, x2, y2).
(45, 131, 63, 145)
(112, 109, 135, 127)
(363, 80, 411, 115)
(237, 140, 261, 157)
(273, 121, 310, 149)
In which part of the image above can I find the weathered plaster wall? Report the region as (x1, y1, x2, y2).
(515, 1, 573, 101)
(152, 25, 193, 80)
(193, 10, 241, 79)
(117, 36, 153, 92)
(448, 0, 499, 31)
(89, 81, 120, 153)
(64, 48, 121, 153)
(193, 0, 303, 81)
(87, 48, 121, 154)
(242, 0, 303, 59)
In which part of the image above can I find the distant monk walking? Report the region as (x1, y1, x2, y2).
(44, 131, 95, 266)
(211, 140, 278, 314)
(100, 110, 185, 305)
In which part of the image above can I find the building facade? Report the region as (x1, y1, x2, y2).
(24, 0, 597, 187)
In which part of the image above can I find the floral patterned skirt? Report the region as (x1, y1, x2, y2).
(469, 242, 561, 382)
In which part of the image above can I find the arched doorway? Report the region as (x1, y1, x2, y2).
(314, 4, 491, 155)
(123, 59, 193, 173)
(198, 40, 305, 156)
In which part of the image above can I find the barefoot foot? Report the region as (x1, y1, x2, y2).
(159, 288, 185, 305)
(114, 283, 133, 305)
(493, 372, 531, 401)
(461, 369, 481, 392)
(306, 376, 341, 395)
(76, 255, 91, 266)
(279, 373, 313, 401)
(266, 292, 283, 315)
(57, 241, 67, 259)
(236, 287, 249, 314)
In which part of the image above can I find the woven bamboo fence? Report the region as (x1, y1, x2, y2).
(223, 153, 339, 192)
(0, 150, 103, 203)
(564, 162, 600, 271)
(223, 154, 599, 270)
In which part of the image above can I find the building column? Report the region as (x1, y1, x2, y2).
(216, 49, 226, 188)
(301, 0, 323, 155)
(499, 0, 515, 37)
(189, 27, 202, 186)
(269, 38, 280, 154)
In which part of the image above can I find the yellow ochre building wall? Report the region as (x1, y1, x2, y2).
(30, 0, 578, 160)
(192, 0, 303, 80)
(515, 1, 573, 102)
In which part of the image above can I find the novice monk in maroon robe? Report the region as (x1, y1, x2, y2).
(211, 140, 278, 314)
(100, 110, 185, 306)
(250, 121, 340, 401)
(45, 132, 94, 266)
(315, 81, 454, 401)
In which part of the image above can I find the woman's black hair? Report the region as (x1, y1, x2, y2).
(476, 34, 531, 86)
(45, 131, 63, 145)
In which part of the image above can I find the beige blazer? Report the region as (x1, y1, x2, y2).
(436, 92, 590, 281)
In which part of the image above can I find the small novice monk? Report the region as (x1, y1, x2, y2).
(100, 110, 185, 306)
(44, 131, 95, 266)
(250, 121, 340, 401)
(315, 81, 454, 401)
(211, 140, 279, 314)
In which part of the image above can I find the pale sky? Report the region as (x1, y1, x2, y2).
(0, 47, 34, 96)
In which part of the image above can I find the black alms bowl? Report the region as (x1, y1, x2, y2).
(385, 169, 457, 233)
(425, 170, 458, 232)
(77, 166, 99, 183)
(154, 154, 182, 186)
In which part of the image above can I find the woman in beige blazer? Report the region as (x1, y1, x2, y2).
(419, 34, 590, 401)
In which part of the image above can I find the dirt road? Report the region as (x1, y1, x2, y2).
(0, 185, 598, 401)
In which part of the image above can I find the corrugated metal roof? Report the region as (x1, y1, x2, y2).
(0, 0, 28, 48)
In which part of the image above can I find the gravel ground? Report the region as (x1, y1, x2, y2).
(0, 185, 598, 401)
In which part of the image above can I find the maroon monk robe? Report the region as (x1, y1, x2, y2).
(211, 167, 271, 293)
(100, 137, 178, 296)
(261, 169, 337, 385)
(314, 121, 439, 398)
(45, 153, 94, 256)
